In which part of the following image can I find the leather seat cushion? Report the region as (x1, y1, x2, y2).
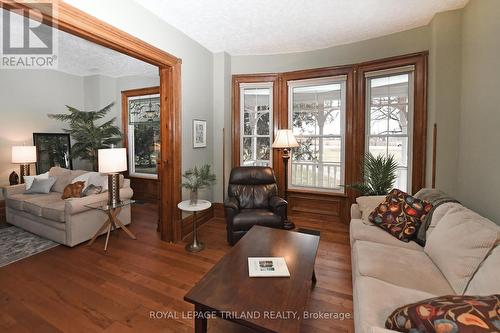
(232, 209, 282, 231)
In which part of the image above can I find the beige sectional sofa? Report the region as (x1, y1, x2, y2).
(350, 198, 500, 333)
(2, 167, 133, 247)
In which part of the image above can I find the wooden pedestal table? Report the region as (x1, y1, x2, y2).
(86, 199, 136, 251)
(177, 200, 211, 252)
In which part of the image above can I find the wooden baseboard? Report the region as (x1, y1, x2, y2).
(181, 206, 214, 239)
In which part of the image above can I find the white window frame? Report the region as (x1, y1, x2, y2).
(239, 82, 274, 167)
(127, 93, 160, 180)
(365, 67, 414, 192)
(287, 75, 347, 193)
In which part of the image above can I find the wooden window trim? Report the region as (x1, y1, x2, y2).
(232, 74, 280, 168)
(2, 0, 182, 242)
(121, 86, 160, 180)
(357, 52, 428, 194)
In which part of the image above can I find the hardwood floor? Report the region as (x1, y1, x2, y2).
(0, 203, 353, 333)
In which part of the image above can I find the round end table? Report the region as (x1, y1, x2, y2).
(177, 200, 211, 252)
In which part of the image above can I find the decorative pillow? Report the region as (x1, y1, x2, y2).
(61, 181, 85, 199)
(82, 184, 103, 197)
(24, 172, 49, 190)
(368, 189, 433, 242)
(356, 195, 386, 225)
(386, 294, 500, 333)
(25, 177, 57, 194)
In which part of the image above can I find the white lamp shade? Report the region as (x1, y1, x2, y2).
(12, 146, 37, 163)
(98, 148, 127, 173)
(272, 129, 300, 149)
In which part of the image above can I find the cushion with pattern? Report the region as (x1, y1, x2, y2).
(386, 294, 500, 333)
(368, 189, 432, 242)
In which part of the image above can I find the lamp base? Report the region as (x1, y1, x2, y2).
(20, 164, 30, 184)
(283, 219, 295, 230)
(107, 173, 121, 206)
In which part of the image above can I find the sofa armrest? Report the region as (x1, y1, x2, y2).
(351, 203, 362, 220)
(65, 187, 134, 215)
(269, 196, 287, 216)
(2, 184, 26, 198)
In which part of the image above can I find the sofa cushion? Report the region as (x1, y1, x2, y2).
(425, 208, 499, 294)
(356, 195, 386, 224)
(465, 245, 500, 296)
(369, 189, 433, 242)
(23, 193, 63, 218)
(25, 177, 56, 194)
(49, 167, 73, 193)
(350, 219, 423, 251)
(353, 241, 454, 295)
(232, 209, 282, 231)
(385, 294, 500, 333)
(6, 193, 46, 211)
(425, 202, 464, 240)
(354, 276, 436, 333)
(42, 200, 66, 223)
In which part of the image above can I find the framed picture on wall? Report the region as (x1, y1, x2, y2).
(193, 119, 207, 148)
(33, 133, 73, 174)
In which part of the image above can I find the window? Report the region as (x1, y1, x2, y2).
(126, 93, 160, 179)
(365, 68, 414, 191)
(288, 76, 347, 192)
(240, 83, 273, 166)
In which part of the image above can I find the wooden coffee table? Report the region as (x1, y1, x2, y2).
(184, 225, 320, 333)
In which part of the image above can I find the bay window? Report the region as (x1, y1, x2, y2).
(240, 83, 273, 167)
(365, 67, 414, 192)
(288, 76, 347, 192)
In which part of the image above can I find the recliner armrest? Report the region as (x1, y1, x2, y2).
(224, 197, 239, 212)
(269, 196, 287, 215)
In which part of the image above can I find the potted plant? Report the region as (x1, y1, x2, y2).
(182, 164, 216, 205)
(347, 152, 399, 195)
(48, 102, 121, 171)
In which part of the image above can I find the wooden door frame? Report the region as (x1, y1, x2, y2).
(1, 0, 182, 242)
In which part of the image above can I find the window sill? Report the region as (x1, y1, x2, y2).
(287, 188, 348, 198)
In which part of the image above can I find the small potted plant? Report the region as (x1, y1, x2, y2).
(182, 164, 216, 205)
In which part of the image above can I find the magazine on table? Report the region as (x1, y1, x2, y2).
(248, 257, 290, 277)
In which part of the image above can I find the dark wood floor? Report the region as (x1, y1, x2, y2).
(0, 204, 353, 333)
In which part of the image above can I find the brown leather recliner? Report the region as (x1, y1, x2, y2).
(224, 166, 288, 245)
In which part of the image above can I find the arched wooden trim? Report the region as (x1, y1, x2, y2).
(1, 0, 183, 242)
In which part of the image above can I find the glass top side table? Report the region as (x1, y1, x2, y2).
(177, 200, 211, 252)
(86, 199, 137, 251)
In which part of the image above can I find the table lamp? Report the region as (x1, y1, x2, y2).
(272, 129, 299, 229)
(12, 146, 37, 184)
(98, 148, 127, 206)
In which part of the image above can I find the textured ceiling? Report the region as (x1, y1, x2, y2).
(134, 0, 468, 55)
(1, 8, 157, 78)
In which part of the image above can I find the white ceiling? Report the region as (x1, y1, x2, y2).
(1, 8, 158, 78)
(134, 0, 468, 55)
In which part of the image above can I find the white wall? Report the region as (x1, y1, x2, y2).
(0, 69, 159, 194)
(0, 69, 84, 187)
(63, 0, 215, 201)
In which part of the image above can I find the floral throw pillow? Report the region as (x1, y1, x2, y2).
(386, 294, 500, 333)
(368, 189, 432, 242)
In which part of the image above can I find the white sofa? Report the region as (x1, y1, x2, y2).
(350, 198, 500, 333)
(2, 167, 133, 247)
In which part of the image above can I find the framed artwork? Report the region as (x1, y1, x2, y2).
(33, 133, 72, 174)
(193, 119, 207, 148)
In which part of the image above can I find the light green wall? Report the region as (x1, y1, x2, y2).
(427, 10, 462, 196)
(457, 0, 500, 224)
(231, 26, 430, 74)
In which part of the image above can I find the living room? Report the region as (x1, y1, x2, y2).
(0, 0, 498, 333)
